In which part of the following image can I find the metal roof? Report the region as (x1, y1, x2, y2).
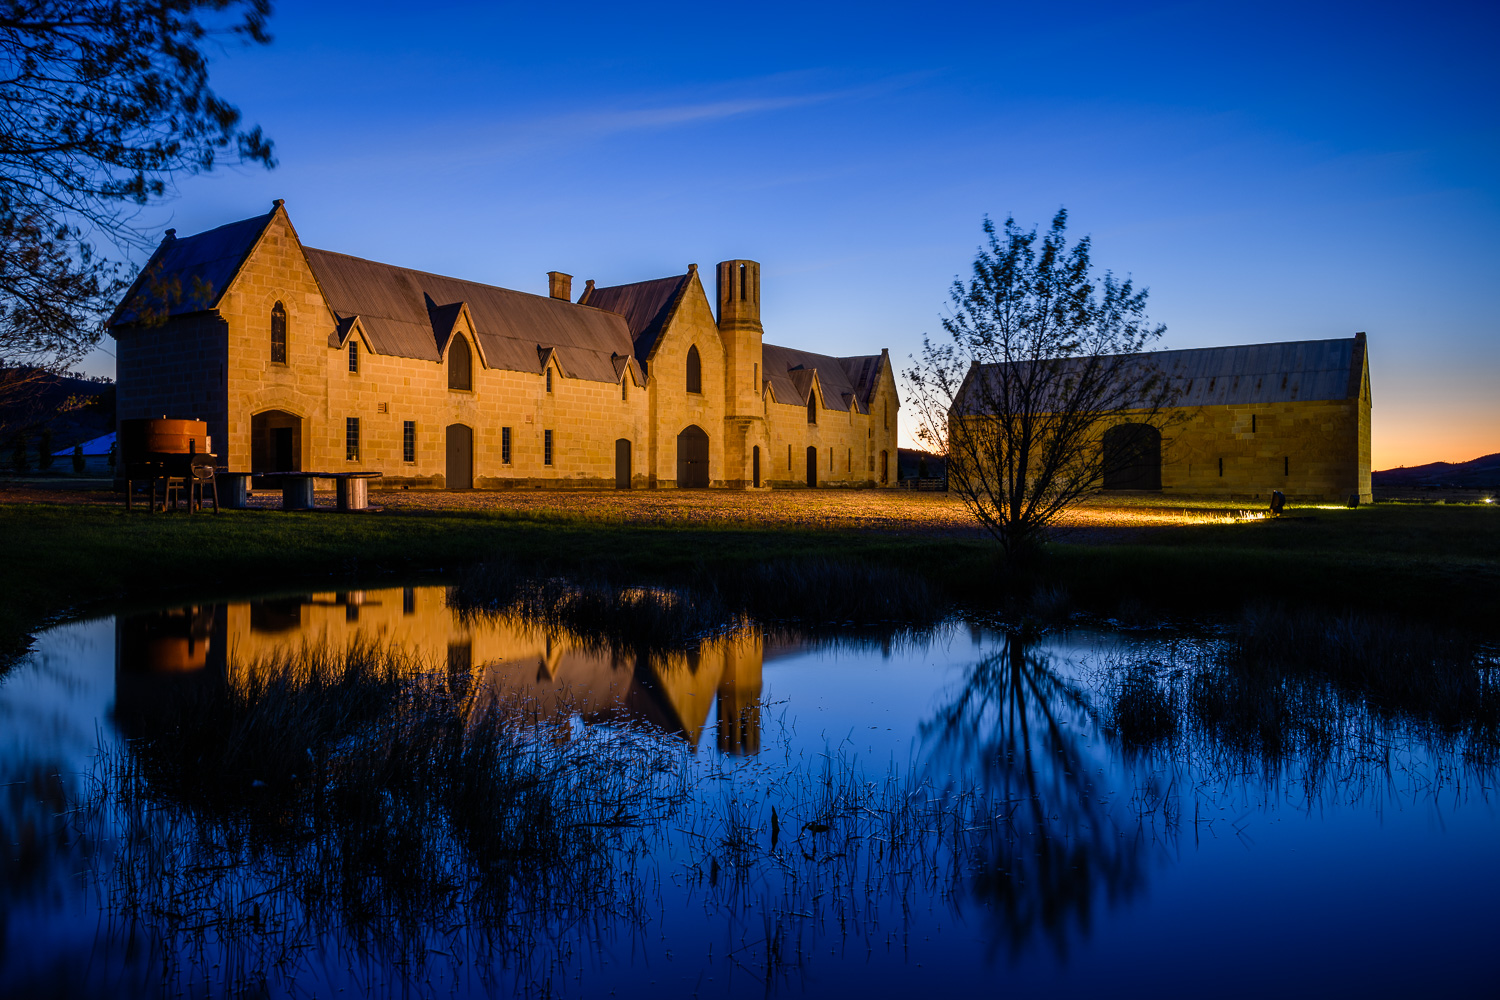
(109, 212, 274, 326)
(303, 248, 635, 383)
(582, 273, 691, 367)
(763, 343, 883, 414)
(1147, 337, 1360, 405)
(955, 336, 1365, 414)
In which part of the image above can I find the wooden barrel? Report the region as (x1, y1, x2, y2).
(121, 417, 209, 462)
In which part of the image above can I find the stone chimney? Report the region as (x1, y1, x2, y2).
(547, 271, 572, 300)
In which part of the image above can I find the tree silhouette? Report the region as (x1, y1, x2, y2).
(0, 1, 275, 387)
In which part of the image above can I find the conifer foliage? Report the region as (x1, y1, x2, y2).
(0, 1, 275, 377)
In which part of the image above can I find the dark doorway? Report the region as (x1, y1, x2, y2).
(676, 425, 709, 488)
(1102, 423, 1162, 490)
(446, 423, 473, 489)
(273, 428, 294, 471)
(806, 445, 817, 487)
(752, 445, 761, 488)
(615, 438, 631, 489)
(251, 409, 301, 484)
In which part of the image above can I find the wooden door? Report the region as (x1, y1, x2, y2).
(446, 424, 472, 489)
(1102, 424, 1162, 490)
(615, 438, 631, 489)
(806, 446, 817, 487)
(752, 446, 760, 488)
(676, 425, 709, 488)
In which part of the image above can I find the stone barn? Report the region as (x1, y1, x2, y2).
(952, 335, 1372, 502)
(108, 201, 900, 489)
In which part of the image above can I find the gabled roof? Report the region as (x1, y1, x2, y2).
(302, 248, 634, 383)
(762, 343, 883, 414)
(109, 211, 275, 326)
(954, 336, 1366, 415)
(582, 272, 692, 365)
(1150, 337, 1363, 405)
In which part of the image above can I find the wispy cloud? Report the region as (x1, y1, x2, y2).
(317, 73, 930, 174)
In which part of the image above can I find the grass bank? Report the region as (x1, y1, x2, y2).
(1, 499, 1496, 661)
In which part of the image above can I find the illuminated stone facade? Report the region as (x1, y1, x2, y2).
(953, 335, 1373, 503)
(110, 203, 899, 489)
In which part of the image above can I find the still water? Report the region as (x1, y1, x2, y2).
(1, 585, 1494, 997)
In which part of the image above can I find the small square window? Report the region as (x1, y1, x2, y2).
(501, 427, 512, 464)
(346, 417, 360, 462)
(543, 429, 553, 466)
(402, 421, 415, 463)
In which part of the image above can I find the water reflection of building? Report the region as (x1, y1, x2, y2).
(116, 586, 762, 754)
(113, 604, 226, 738)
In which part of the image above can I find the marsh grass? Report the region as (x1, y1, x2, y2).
(90, 639, 695, 993)
(1097, 604, 1499, 763)
(41, 584, 1500, 997)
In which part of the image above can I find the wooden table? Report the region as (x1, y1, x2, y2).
(258, 471, 383, 511)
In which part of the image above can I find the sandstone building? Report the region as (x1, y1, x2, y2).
(952, 335, 1372, 502)
(109, 202, 900, 489)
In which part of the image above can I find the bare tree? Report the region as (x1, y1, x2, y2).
(906, 210, 1174, 557)
(0, 0, 275, 390)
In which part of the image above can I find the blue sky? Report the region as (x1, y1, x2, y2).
(88, 0, 1499, 466)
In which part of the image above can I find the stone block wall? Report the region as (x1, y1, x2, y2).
(1157, 398, 1369, 500)
(114, 311, 229, 460)
(118, 205, 901, 491)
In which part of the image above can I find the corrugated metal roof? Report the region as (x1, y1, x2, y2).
(110, 212, 274, 326)
(303, 248, 635, 383)
(763, 343, 882, 413)
(583, 273, 691, 365)
(1151, 338, 1358, 405)
(956, 336, 1362, 414)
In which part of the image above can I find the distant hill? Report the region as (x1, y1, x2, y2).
(1372, 453, 1500, 489)
(0, 367, 115, 455)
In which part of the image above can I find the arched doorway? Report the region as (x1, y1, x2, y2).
(615, 438, 632, 489)
(446, 424, 473, 489)
(806, 446, 818, 487)
(676, 425, 709, 488)
(752, 445, 761, 488)
(1102, 423, 1162, 490)
(880, 450, 889, 485)
(251, 410, 301, 483)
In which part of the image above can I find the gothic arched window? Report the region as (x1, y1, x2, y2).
(448, 335, 472, 391)
(807, 391, 817, 424)
(270, 301, 287, 364)
(686, 345, 702, 394)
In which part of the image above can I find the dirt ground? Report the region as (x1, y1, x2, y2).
(0, 478, 1289, 542)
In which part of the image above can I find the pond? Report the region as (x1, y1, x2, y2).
(1, 582, 1495, 997)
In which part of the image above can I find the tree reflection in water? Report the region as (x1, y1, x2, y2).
(921, 628, 1154, 959)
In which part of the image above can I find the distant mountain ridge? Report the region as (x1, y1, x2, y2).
(1373, 453, 1500, 488)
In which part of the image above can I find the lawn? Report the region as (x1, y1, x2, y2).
(1, 489, 1496, 663)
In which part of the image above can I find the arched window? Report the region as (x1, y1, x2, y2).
(448, 335, 472, 391)
(807, 391, 817, 424)
(686, 345, 702, 394)
(270, 301, 287, 364)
